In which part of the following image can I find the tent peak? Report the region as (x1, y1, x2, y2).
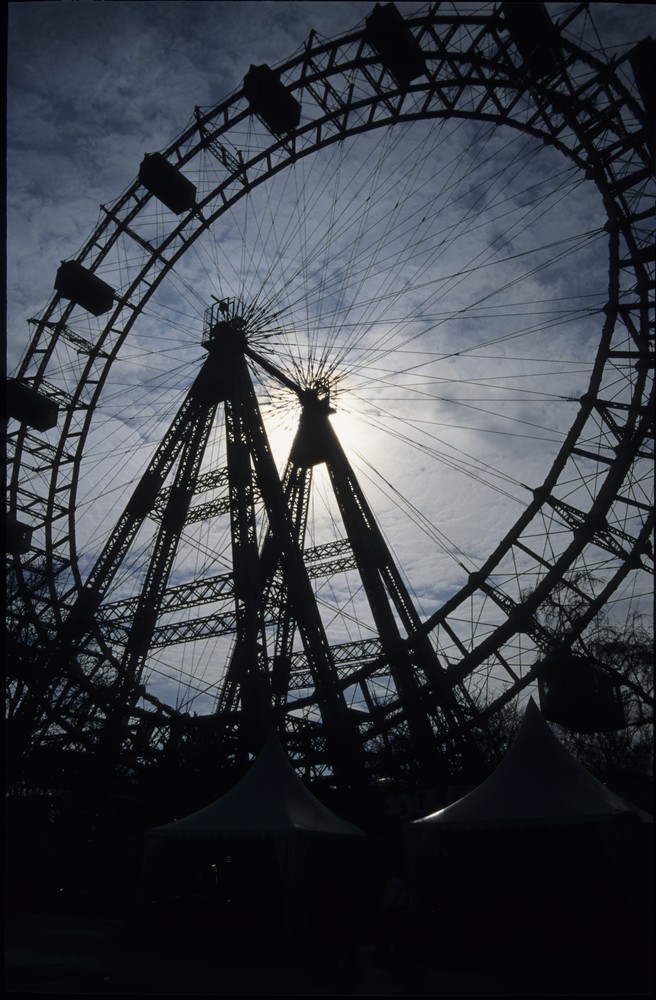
(151, 729, 365, 839)
(411, 697, 652, 830)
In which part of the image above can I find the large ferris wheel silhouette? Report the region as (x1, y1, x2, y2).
(6, 3, 654, 795)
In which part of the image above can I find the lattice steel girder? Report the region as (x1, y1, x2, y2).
(479, 582, 558, 653)
(259, 460, 313, 713)
(220, 351, 274, 754)
(231, 357, 369, 786)
(64, 357, 231, 631)
(305, 538, 353, 565)
(117, 393, 220, 695)
(99, 571, 234, 621)
(7, 2, 654, 786)
(13, 487, 68, 521)
(315, 404, 468, 750)
(287, 638, 382, 688)
(547, 495, 654, 567)
(21, 432, 75, 466)
(253, 387, 467, 760)
(28, 318, 109, 359)
(266, 553, 359, 611)
(298, 31, 350, 128)
(150, 465, 232, 520)
(183, 496, 231, 523)
(100, 539, 357, 630)
(17, 354, 228, 764)
(13, 6, 648, 548)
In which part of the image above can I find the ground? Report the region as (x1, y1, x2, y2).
(5, 909, 653, 996)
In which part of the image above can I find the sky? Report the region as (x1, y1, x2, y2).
(7, 1, 655, 368)
(6, 1, 655, 716)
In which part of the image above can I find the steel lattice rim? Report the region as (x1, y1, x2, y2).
(7, 3, 654, 781)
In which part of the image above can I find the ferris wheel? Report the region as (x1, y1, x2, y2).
(6, 2, 654, 792)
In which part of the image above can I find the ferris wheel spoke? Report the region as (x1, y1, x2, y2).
(7, 3, 654, 789)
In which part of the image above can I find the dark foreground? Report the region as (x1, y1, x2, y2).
(5, 910, 653, 997)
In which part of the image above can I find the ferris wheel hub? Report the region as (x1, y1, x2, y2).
(202, 301, 247, 351)
(7, 2, 653, 792)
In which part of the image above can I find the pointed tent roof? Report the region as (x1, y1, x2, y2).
(411, 699, 652, 830)
(151, 730, 364, 839)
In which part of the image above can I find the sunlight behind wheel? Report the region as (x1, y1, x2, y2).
(6, 3, 653, 787)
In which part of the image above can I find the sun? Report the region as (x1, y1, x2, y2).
(329, 405, 386, 468)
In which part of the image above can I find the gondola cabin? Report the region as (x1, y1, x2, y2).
(364, 3, 427, 87)
(6, 515, 33, 555)
(243, 64, 301, 136)
(628, 37, 655, 164)
(501, 2, 563, 79)
(628, 37, 656, 117)
(6, 379, 59, 432)
(537, 652, 626, 733)
(55, 260, 115, 317)
(139, 153, 197, 215)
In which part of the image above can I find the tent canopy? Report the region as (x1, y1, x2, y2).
(411, 699, 652, 830)
(151, 730, 365, 839)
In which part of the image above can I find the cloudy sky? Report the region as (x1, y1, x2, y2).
(7, 2, 654, 713)
(7, 1, 654, 368)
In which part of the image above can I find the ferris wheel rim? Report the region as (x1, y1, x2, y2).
(7, 3, 654, 751)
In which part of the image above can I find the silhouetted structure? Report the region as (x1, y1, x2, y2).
(5, 3, 653, 818)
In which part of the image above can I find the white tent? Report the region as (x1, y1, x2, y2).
(151, 730, 364, 840)
(411, 698, 651, 830)
(137, 732, 365, 945)
(406, 699, 652, 958)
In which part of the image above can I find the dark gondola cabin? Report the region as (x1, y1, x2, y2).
(501, 2, 563, 79)
(243, 64, 301, 136)
(139, 153, 197, 215)
(6, 515, 33, 555)
(364, 3, 427, 87)
(628, 37, 656, 164)
(6, 379, 59, 432)
(537, 652, 626, 733)
(55, 260, 115, 317)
